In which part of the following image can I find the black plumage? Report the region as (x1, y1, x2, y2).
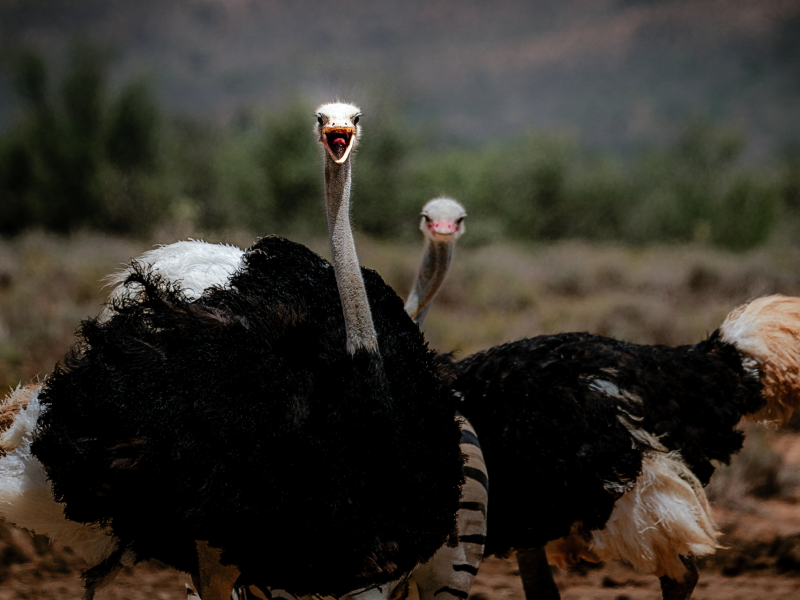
(443, 331, 763, 557)
(32, 236, 465, 597)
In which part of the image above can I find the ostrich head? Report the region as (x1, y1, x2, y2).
(316, 102, 362, 164)
(405, 197, 467, 325)
(420, 197, 467, 243)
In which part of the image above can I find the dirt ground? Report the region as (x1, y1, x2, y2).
(472, 553, 800, 600)
(4, 435, 800, 600)
(3, 504, 800, 600)
(2, 441, 800, 600)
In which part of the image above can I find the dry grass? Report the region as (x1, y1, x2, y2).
(0, 232, 145, 390)
(356, 237, 800, 356)
(5, 230, 800, 388)
(2, 231, 800, 597)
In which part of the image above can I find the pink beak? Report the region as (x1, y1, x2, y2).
(429, 220, 457, 234)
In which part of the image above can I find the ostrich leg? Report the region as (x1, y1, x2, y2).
(659, 556, 699, 600)
(517, 547, 561, 600)
(196, 541, 241, 600)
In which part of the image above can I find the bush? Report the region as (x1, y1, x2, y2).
(0, 43, 166, 236)
(1, 44, 797, 250)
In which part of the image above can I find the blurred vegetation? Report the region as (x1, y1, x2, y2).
(1, 44, 798, 250)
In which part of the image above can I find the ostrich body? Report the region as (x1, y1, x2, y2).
(395, 204, 800, 599)
(214, 198, 479, 600)
(447, 297, 800, 600)
(218, 413, 488, 600)
(0, 103, 464, 600)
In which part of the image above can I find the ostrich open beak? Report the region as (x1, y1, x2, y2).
(322, 126, 357, 164)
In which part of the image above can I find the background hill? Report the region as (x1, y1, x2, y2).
(1, 0, 799, 155)
(1, 0, 799, 249)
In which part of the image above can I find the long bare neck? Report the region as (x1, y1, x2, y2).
(405, 237, 454, 326)
(324, 157, 380, 355)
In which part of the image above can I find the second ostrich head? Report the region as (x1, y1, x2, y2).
(405, 197, 467, 325)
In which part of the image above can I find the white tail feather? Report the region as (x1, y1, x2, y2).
(0, 385, 119, 566)
(547, 450, 720, 581)
(720, 294, 800, 427)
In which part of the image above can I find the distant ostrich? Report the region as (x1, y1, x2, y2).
(404, 197, 467, 325)
(0, 103, 465, 600)
(399, 206, 800, 600)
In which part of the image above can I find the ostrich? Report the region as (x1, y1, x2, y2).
(390, 206, 800, 600)
(105, 195, 466, 327)
(0, 103, 465, 600)
(444, 300, 800, 599)
(404, 198, 466, 325)
(209, 197, 478, 600)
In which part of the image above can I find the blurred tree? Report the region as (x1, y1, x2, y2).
(352, 102, 416, 237)
(106, 81, 159, 172)
(0, 41, 165, 236)
(0, 48, 790, 250)
(11, 51, 48, 110)
(259, 101, 322, 233)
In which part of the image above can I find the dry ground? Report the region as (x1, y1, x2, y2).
(2, 231, 800, 598)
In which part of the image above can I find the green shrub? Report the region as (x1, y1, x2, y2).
(0, 43, 167, 235)
(1, 44, 797, 251)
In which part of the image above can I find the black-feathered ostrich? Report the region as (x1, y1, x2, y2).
(405, 204, 800, 600)
(0, 103, 465, 600)
(173, 198, 482, 600)
(213, 198, 480, 600)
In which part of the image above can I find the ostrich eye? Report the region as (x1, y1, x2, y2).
(456, 217, 465, 225)
(421, 214, 431, 221)
(317, 115, 323, 125)
(353, 114, 361, 125)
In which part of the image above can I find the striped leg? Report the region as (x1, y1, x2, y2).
(517, 547, 560, 600)
(412, 414, 487, 600)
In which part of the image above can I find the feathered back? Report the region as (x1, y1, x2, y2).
(32, 236, 464, 597)
(720, 294, 800, 426)
(446, 330, 763, 556)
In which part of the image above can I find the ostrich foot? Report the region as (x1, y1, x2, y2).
(196, 540, 241, 600)
(517, 547, 561, 600)
(659, 555, 698, 600)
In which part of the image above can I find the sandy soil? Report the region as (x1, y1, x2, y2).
(472, 554, 800, 600)
(2, 488, 800, 600)
(0, 557, 190, 600)
(4, 520, 800, 600)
